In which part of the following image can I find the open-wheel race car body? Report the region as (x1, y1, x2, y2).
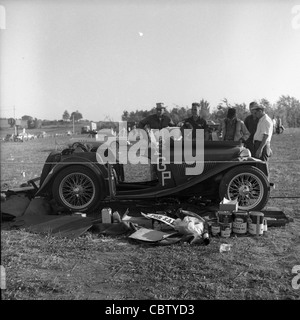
(34, 128, 272, 214)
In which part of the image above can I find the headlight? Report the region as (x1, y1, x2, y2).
(239, 147, 251, 158)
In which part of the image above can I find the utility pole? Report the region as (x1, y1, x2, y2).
(73, 114, 75, 134)
(13, 105, 17, 135)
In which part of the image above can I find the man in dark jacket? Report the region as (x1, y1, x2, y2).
(138, 102, 175, 130)
(181, 102, 210, 141)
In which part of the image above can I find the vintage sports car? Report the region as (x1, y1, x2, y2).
(4, 133, 24, 142)
(33, 130, 272, 214)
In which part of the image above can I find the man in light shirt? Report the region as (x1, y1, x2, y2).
(252, 105, 273, 163)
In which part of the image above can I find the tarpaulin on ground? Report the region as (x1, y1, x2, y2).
(0, 193, 94, 238)
(1, 194, 31, 218)
(7, 215, 94, 239)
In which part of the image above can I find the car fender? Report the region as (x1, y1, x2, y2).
(192, 157, 269, 184)
(240, 157, 269, 177)
(170, 160, 261, 194)
(118, 160, 267, 200)
(35, 156, 107, 197)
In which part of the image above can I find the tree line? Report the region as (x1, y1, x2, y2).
(19, 95, 300, 129)
(20, 110, 84, 129)
(121, 95, 300, 128)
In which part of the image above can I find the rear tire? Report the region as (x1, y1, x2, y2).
(219, 165, 270, 211)
(52, 165, 102, 213)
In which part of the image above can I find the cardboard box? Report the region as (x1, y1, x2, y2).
(219, 198, 238, 211)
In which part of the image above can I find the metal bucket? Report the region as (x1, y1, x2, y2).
(218, 211, 233, 229)
(220, 223, 231, 238)
(211, 223, 221, 236)
(248, 211, 264, 235)
(232, 211, 248, 234)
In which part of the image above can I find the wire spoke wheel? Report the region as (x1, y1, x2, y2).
(59, 172, 96, 209)
(219, 165, 270, 211)
(53, 165, 102, 212)
(228, 173, 263, 209)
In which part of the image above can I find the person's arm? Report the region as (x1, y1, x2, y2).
(204, 131, 210, 141)
(219, 120, 225, 141)
(180, 121, 185, 135)
(255, 134, 268, 158)
(244, 116, 249, 131)
(169, 119, 175, 127)
(240, 121, 250, 142)
(216, 122, 222, 139)
(202, 120, 210, 141)
(137, 117, 148, 129)
(180, 120, 192, 137)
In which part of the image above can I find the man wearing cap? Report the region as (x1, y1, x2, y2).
(220, 108, 249, 142)
(252, 104, 273, 163)
(138, 102, 175, 130)
(181, 102, 210, 140)
(244, 102, 259, 155)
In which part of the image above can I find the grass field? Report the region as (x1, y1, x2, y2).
(1, 128, 300, 300)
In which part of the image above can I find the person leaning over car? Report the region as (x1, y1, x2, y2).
(180, 102, 210, 141)
(252, 104, 273, 162)
(220, 107, 250, 143)
(137, 102, 175, 130)
(244, 101, 259, 155)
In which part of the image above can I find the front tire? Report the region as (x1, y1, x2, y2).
(52, 165, 102, 212)
(219, 165, 270, 211)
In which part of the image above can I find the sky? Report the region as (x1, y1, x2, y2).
(0, 0, 300, 121)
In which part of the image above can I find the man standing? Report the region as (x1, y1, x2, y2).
(244, 102, 259, 155)
(138, 102, 175, 130)
(252, 104, 273, 162)
(275, 115, 285, 134)
(181, 102, 210, 141)
(220, 108, 249, 142)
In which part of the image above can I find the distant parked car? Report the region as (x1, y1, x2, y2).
(40, 132, 47, 138)
(4, 134, 14, 142)
(4, 134, 23, 142)
(81, 126, 90, 134)
(19, 132, 35, 141)
(14, 135, 24, 142)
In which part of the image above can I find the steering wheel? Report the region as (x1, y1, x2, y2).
(71, 142, 89, 152)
